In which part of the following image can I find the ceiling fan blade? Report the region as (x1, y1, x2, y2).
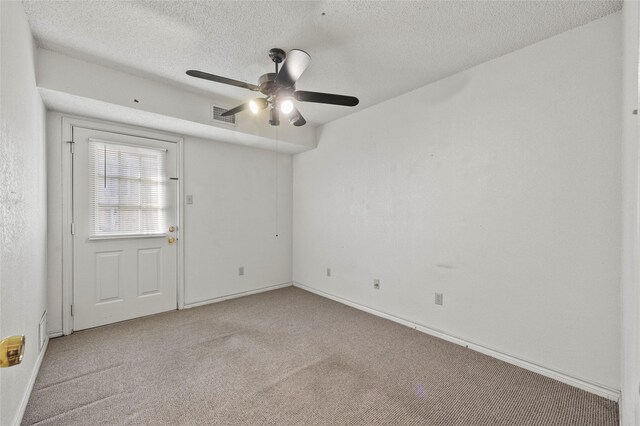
(275, 49, 310, 88)
(294, 90, 359, 107)
(220, 103, 249, 117)
(186, 70, 259, 91)
(287, 106, 307, 127)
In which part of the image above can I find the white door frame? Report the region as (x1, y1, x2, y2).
(60, 115, 185, 335)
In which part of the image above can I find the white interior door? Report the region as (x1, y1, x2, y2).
(72, 126, 178, 330)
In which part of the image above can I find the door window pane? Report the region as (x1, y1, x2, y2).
(89, 141, 167, 236)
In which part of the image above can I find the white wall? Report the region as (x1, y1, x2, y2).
(293, 12, 622, 391)
(183, 136, 292, 304)
(44, 114, 64, 336)
(46, 112, 293, 333)
(0, 2, 48, 425)
(620, 1, 639, 424)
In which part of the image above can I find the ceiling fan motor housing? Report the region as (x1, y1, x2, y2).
(259, 73, 277, 95)
(260, 73, 295, 96)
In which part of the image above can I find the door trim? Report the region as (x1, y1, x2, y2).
(61, 115, 184, 335)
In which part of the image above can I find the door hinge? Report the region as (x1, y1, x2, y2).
(70, 304, 74, 316)
(66, 140, 75, 154)
(70, 223, 75, 235)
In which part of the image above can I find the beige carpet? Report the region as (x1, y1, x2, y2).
(23, 287, 618, 425)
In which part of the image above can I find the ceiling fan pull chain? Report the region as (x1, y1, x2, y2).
(104, 144, 107, 188)
(275, 127, 279, 238)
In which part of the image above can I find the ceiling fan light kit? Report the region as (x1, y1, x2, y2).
(249, 98, 268, 114)
(280, 99, 294, 115)
(187, 48, 359, 127)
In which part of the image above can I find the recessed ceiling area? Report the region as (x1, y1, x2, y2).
(22, 0, 621, 126)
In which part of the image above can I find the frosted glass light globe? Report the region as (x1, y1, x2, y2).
(281, 99, 294, 115)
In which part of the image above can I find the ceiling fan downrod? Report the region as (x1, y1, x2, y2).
(269, 48, 286, 75)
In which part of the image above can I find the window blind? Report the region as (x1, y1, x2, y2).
(89, 141, 167, 237)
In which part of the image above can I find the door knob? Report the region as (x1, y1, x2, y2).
(0, 335, 25, 368)
(168, 236, 175, 245)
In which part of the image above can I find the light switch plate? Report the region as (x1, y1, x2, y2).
(185, 195, 193, 204)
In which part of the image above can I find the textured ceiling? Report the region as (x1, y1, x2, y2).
(23, 1, 622, 126)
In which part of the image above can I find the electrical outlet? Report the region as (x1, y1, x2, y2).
(239, 266, 244, 276)
(435, 293, 443, 306)
(373, 279, 380, 290)
(326, 267, 331, 277)
(185, 195, 193, 205)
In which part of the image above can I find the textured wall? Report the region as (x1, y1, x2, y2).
(293, 13, 622, 390)
(0, 2, 47, 425)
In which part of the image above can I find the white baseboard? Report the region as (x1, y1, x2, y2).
(293, 282, 620, 402)
(13, 336, 49, 426)
(183, 282, 293, 309)
(48, 331, 63, 338)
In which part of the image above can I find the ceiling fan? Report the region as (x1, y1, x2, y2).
(186, 48, 359, 127)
